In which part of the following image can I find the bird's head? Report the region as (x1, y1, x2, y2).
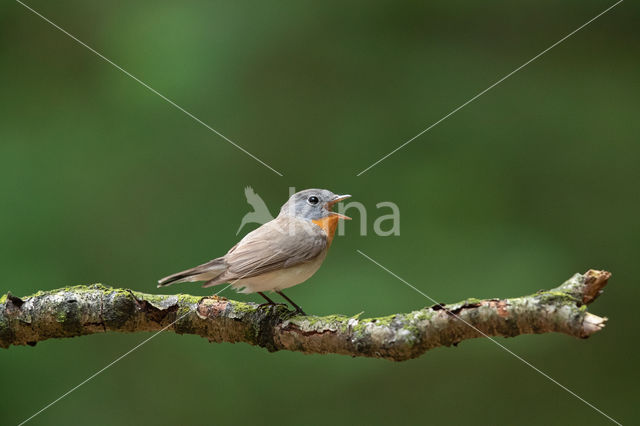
(279, 189, 351, 221)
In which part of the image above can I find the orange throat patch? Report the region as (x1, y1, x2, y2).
(312, 215, 341, 244)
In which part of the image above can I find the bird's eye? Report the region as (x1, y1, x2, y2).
(307, 196, 319, 205)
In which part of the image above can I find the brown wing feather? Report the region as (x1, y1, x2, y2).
(217, 216, 326, 282)
(157, 257, 226, 287)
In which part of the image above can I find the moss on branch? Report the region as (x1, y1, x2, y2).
(0, 270, 610, 361)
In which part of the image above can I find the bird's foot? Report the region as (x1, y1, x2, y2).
(258, 302, 288, 309)
(293, 308, 307, 316)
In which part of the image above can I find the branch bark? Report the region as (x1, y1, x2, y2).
(0, 270, 610, 361)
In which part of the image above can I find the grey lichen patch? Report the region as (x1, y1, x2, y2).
(102, 291, 137, 330)
(412, 309, 434, 322)
(277, 311, 429, 359)
(284, 314, 350, 335)
(137, 293, 178, 310)
(57, 297, 85, 334)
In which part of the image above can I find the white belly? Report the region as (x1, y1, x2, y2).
(231, 252, 327, 294)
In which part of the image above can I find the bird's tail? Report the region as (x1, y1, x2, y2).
(157, 258, 227, 288)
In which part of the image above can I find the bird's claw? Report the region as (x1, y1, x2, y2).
(257, 302, 288, 309)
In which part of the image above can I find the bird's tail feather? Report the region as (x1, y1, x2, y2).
(157, 258, 226, 288)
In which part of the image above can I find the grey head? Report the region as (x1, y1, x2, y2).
(279, 189, 351, 221)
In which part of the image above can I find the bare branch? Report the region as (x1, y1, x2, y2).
(0, 270, 610, 361)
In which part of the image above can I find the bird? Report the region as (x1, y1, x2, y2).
(158, 189, 351, 315)
(235, 186, 274, 235)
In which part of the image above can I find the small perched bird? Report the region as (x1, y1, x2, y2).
(158, 189, 351, 315)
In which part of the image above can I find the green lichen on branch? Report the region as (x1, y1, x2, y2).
(0, 270, 610, 361)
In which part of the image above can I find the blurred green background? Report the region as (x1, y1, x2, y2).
(1, 0, 638, 424)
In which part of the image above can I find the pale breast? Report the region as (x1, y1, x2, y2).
(231, 248, 328, 294)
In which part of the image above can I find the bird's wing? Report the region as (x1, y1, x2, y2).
(157, 257, 226, 287)
(222, 216, 326, 280)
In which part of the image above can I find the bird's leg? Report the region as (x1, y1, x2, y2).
(257, 292, 277, 307)
(276, 291, 307, 316)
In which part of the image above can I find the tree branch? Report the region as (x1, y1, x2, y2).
(0, 270, 610, 361)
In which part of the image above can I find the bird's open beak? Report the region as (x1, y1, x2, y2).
(327, 194, 352, 220)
